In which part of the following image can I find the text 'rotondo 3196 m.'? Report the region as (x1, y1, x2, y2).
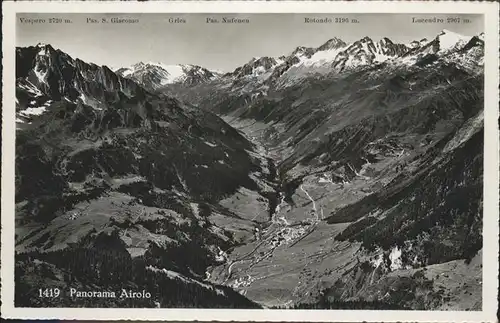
(8, 10, 490, 315)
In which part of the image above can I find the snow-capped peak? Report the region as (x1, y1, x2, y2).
(436, 29, 472, 51)
(438, 29, 461, 37)
(317, 37, 346, 51)
(119, 29, 483, 90)
(35, 43, 54, 57)
(118, 62, 185, 84)
(118, 61, 219, 88)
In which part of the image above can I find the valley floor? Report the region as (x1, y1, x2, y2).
(206, 117, 482, 310)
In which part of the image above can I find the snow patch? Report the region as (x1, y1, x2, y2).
(190, 203, 200, 219)
(34, 65, 48, 84)
(19, 81, 43, 97)
(437, 29, 471, 52)
(389, 246, 403, 271)
(204, 141, 218, 148)
(305, 47, 346, 66)
(79, 93, 87, 105)
(373, 52, 392, 63)
(443, 110, 483, 153)
(157, 64, 185, 85)
(79, 92, 102, 110)
(20, 106, 47, 116)
(121, 69, 132, 77)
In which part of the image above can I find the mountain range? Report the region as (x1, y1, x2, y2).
(115, 29, 483, 90)
(15, 29, 484, 310)
(115, 62, 221, 90)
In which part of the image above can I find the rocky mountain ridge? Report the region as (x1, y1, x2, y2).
(115, 62, 221, 89)
(121, 29, 482, 94)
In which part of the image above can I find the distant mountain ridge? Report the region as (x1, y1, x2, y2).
(117, 29, 483, 92)
(115, 62, 221, 89)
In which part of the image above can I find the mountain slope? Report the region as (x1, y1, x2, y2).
(157, 30, 484, 310)
(14, 43, 267, 308)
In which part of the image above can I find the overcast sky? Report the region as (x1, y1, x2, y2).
(16, 13, 483, 72)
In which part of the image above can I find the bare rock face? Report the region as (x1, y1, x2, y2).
(317, 37, 347, 51)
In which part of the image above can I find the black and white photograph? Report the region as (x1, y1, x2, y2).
(2, 1, 499, 322)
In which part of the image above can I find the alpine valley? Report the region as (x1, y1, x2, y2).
(15, 29, 484, 310)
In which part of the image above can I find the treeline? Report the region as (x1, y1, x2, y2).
(15, 231, 260, 308)
(335, 216, 377, 242)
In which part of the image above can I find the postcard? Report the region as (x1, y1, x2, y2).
(2, 1, 499, 321)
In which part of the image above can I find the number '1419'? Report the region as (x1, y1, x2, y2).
(38, 288, 60, 298)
